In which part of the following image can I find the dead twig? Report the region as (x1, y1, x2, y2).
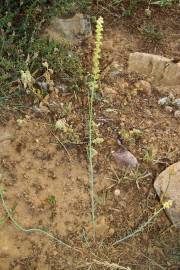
(51, 132, 72, 161)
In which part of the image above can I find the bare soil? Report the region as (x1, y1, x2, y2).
(0, 4, 180, 270)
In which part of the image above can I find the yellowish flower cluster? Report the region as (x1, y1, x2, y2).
(92, 16, 104, 89)
(163, 200, 173, 209)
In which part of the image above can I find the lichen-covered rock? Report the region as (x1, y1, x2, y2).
(154, 162, 180, 228)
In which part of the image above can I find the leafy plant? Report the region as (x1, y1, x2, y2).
(140, 24, 162, 41)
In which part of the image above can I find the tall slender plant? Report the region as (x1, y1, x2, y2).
(88, 16, 104, 240)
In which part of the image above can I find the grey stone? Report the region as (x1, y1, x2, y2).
(154, 162, 180, 228)
(112, 148, 138, 169)
(158, 97, 171, 106)
(173, 99, 180, 109)
(43, 13, 92, 44)
(128, 53, 180, 94)
(109, 70, 122, 77)
(37, 81, 48, 91)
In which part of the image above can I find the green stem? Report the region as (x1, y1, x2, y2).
(113, 207, 164, 245)
(88, 82, 96, 240)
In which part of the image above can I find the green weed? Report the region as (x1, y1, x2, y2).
(47, 195, 57, 206)
(140, 24, 162, 41)
(118, 128, 143, 144)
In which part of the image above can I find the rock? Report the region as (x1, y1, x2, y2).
(43, 13, 92, 44)
(154, 162, 180, 228)
(168, 93, 175, 101)
(128, 53, 180, 94)
(173, 99, 180, 109)
(36, 81, 48, 92)
(0, 132, 14, 143)
(109, 70, 122, 78)
(135, 80, 152, 95)
(158, 97, 171, 106)
(114, 189, 121, 196)
(112, 148, 138, 169)
(56, 83, 69, 95)
(164, 106, 173, 113)
(174, 110, 180, 119)
(156, 85, 180, 96)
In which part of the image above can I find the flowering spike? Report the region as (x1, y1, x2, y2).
(92, 16, 104, 88)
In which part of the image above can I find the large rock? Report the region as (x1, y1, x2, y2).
(154, 162, 180, 228)
(128, 53, 180, 94)
(43, 13, 92, 44)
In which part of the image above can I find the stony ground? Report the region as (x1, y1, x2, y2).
(0, 2, 180, 270)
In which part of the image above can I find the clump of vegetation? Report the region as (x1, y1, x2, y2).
(55, 118, 80, 144)
(47, 195, 57, 206)
(140, 24, 162, 41)
(0, 0, 89, 105)
(119, 128, 143, 144)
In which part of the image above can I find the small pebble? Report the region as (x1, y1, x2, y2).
(173, 99, 180, 109)
(109, 70, 122, 77)
(114, 189, 121, 196)
(37, 81, 48, 91)
(158, 97, 170, 106)
(169, 93, 175, 102)
(174, 110, 180, 119)
(135, 80, 152, 95)
(165, 106, 173, 113)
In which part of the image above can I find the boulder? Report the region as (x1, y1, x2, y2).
(128, 53, 180, 94)
(154, 162, 180, 228)
(43, 13, 92, 44)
